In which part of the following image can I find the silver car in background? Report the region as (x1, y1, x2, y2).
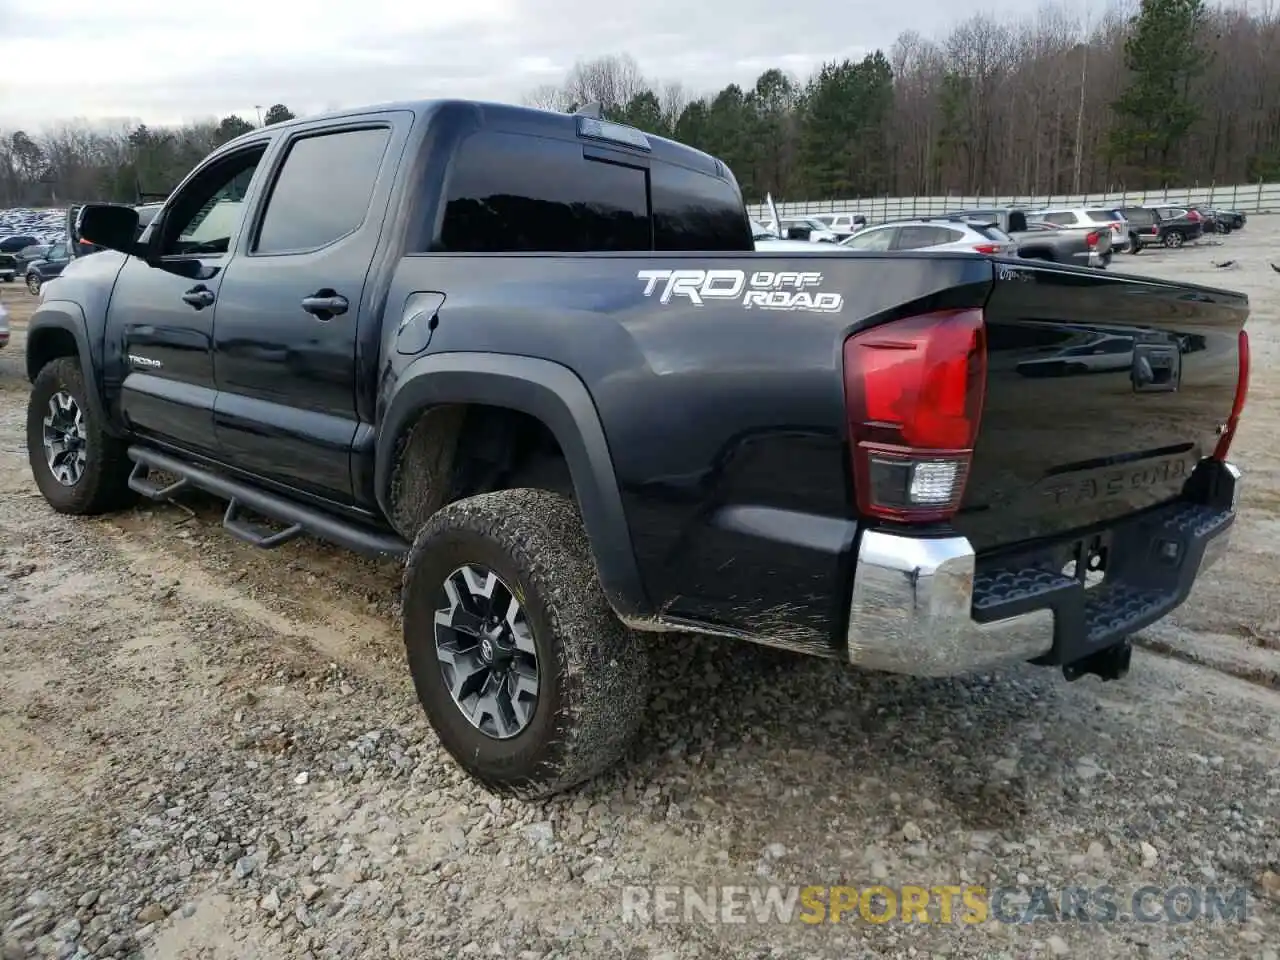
(839, 217, 1019, 256)
(0, 299, 10, 350)
(1027, 207, 1132, 253)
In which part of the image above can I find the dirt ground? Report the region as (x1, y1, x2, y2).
(1, 231, 1279, 960)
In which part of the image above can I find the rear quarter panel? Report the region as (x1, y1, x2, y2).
(381, 250, 994, 650)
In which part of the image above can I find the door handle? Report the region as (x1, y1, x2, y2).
(181, 285, 215, 310)
(300, 291, 349, 318)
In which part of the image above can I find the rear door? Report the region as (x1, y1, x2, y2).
(893, 224, 957, 251)
(211, 114, 411, 503)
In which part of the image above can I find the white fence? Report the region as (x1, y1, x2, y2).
(747, 181, 1280, 224)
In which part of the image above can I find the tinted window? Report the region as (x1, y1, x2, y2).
(896, 225, 954, 249)
(436, 132, 650, 253)
(1042, 212, 1076, 226)
(651, 161, 752, 251)
(1123, 209, 1154, 225)
(843, 227, 895, 251)
(255, 127, 390, 254)
(1086, 210, 1115, 223)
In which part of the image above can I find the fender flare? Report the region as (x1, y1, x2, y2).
(25, 301, 121, 438)
(376, 352, 650, 618)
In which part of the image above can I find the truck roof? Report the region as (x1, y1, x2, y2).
(224, 99, 726, 179)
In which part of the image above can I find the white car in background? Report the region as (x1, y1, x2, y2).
(1026, 207, 1132, 253)
(839, 217, 1019, 255)
(773, 217, 839, 243)
(810, 212, 867, 238)
(750, 220, 831, 252)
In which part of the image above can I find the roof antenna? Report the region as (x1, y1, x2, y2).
(573, 101, 605, 119)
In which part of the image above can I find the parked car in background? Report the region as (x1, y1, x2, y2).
(1206, 207, 1246, 231)
(0, 252, 15, 283)
(1030, 207, 1131, 253)
(0, 299, 9, 349)
(24, 241, 71, 295)
(749, 219, 829, 252)
(776, 217, 839, 243)
(1118, 207, 1165, 252)
(14, 243, 53, 274)
(0, 234, 41, 253)
(810, 212, 867, 239)
(839, 217, 1018, 255)
(1149, 207, 1204, 247)
(1008, 219, 1112, 268)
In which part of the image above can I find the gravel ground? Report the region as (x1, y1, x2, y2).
(1, 229, 1279, 960)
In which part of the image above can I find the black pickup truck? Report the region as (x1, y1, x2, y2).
(26, 100, 1250, 798)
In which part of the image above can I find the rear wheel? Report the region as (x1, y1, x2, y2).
(1164, 232, 1184, 249)
(26, 273, 40, 296)
(402, 488, 650, 798)
(27, 358, 135, 515)
(1128, 233, 1141, 253)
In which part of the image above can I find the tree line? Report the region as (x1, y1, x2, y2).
(3, 1, 1278, 209)
(0, 104, 296, 209)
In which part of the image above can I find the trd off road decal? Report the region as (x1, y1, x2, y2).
(636, 269, 844, 313)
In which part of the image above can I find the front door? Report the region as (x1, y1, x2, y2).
(110, 144, 270, 456)
(211, 119, 405, 504)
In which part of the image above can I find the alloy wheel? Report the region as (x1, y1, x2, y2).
(434, 564, 539, 739)
(42, 390, 88, 486)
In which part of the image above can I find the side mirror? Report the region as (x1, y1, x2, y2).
(76, 204, 145, 258)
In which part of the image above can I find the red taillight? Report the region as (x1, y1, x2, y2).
(972, 243, 999, 254)
(1110, 222, 1122, 232)
(1085, 231, 1100, 247)
(1214, 329, 1250, 461)
(1187, 210, 1202, 221)
(1150, 225, 1160, 235)
(843, 309, 987, 522)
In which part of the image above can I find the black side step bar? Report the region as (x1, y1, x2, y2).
(127, 446, 409, 559)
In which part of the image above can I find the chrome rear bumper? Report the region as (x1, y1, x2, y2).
(845, 463, 1240, 677)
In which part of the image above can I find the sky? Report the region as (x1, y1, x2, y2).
(2, 0, 1078, 130)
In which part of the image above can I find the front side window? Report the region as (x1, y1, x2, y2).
(159, 146, 266, 257)
(255, 127, 391, 254)
(843, 227, 895, 251)
(436, 132, 650, 253)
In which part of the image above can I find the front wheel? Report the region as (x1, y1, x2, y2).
(27, 358, 136, 514)
(1164, 232, 1184, 248)
(402, 488, 650, 798)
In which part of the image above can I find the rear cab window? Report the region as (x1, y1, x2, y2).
(431, 129, 751, 253)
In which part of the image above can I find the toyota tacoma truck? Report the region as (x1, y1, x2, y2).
(25, 99, 1250, 798)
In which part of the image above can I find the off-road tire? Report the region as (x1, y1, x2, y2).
(27, 357, 135, 515)
(402, 488, 650, 798)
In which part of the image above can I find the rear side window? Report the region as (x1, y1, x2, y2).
(255, 127, 391, 254)
(437, 132, 650, 253)
(896, 225, 955, 248)
(651, 162, 752, 251)
(1041, 212, 1076, 226)
(1124, 209, 1153, 225)
(1086, 210, 1115, 223)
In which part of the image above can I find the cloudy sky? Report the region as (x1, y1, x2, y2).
(4, 0, 1065, 130)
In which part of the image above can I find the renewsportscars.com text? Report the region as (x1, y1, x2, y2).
(621, 884, 1250, 926)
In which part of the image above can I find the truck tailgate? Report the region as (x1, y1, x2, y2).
(955, 261, 1248, 554)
